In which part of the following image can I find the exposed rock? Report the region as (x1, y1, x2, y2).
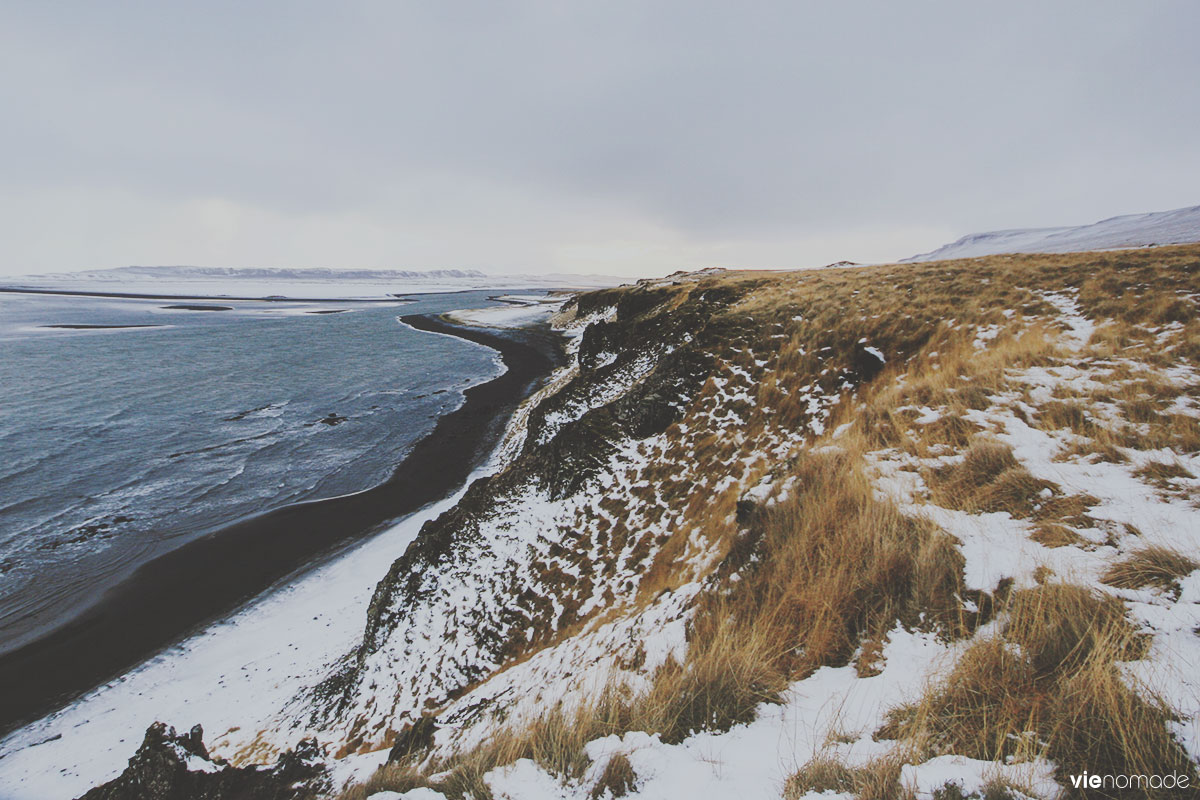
(851, 342, 887, 382)
(77, 722, 328, 800)
(386, 714, 439, 763)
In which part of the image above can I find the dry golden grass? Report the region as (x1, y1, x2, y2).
(877, 582, 1193, 796)
(923, 439, 1101, 531)
(349, 695, 637, 800)
(784, 753, 911, 800)
(1088, 320, 1139, 356)
(1124, 398, 1166, 426)
(927, 440, 1053, 519)
(1036, 400, 1101, 438)
(877, 638, 1040, 762)
(927, 779, 1049, 800)
(1102, 546, 1200, 593)
(683, 248, 1200, 793)
(1051, 652, 1190, 791)
(629, 624, 785, 744)
(1054, 436, 1129, 465)
(1134, 460, 1196, 491)
(337, 760, 431, 800)
(604, 448, 968, 746)
(784, 753, 857, 795)
(923, 415, 986, 450)
(733, 449, 968, 666)
(1004, 584, 1147, 675)
(1029, 522, 1086, 548)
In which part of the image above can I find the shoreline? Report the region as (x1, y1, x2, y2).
(0, 286, 565, 303)
(0, 286, 410, 303)
(0, 313, 566, 736)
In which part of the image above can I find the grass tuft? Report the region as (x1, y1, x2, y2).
(1004, 584, 1144, 675)
(1101, 546, 1199, 594)
(590, 752, 637, 799)
(337, 760, 431, 800)
(1030, 523, 1085, 549)
(1134, 460, 1196, 490)
(784, 754, 911, 800)
(1037, 401, 1099, 437)
(929, 440, 1053, 519)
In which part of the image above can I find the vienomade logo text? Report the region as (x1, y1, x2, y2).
(1070, 771, 1191, 792)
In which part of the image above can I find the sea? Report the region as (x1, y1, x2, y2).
(0, 289, 512, 656)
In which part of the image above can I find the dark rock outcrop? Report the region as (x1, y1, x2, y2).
(77, 723, 329, 800)
(386, 714, 439, 763)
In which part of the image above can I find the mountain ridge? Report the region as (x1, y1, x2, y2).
(28, 266, 492, 282)
(905, 203, 1200, 262)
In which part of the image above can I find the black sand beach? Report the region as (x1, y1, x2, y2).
(40, 324, 164, 329)
(0, 314, 565, 735)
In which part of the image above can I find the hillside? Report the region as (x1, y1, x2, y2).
(905, 204, 1200, 262)
(61, 245, 1200, 798)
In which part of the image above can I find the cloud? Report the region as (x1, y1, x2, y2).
(1, 1, 1197, 276)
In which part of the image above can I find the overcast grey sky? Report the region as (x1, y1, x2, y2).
(1, 2, 1197, 278)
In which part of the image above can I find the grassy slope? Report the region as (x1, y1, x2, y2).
(344, 244, 1200, 800)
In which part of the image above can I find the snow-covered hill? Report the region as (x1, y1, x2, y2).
(2, 266, 624, 299)
(905, 204, 1200, 262)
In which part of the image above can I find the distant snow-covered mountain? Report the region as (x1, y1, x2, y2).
(55, 266, 491, 282)
(904, 203, 1200, 262)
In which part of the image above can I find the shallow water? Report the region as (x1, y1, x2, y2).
(0, 290, 510, 654)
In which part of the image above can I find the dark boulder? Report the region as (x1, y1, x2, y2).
(77, 722, 329, 800)
(851, 342, 887, 382)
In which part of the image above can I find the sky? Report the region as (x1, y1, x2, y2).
(1, 2, 1198, 279)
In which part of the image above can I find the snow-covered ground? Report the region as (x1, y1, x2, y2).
(905, 204, 1200, 262)
(444, 295, 567, 328)
(0, 487, 475, 800)
(2, 266, 623, 300)
(480, 628, 1058, 800)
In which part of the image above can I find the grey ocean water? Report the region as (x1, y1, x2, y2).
(0, 290, 509, 654)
